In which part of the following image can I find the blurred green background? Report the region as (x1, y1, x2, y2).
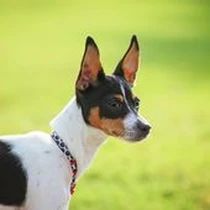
(0, 0, 210, 210)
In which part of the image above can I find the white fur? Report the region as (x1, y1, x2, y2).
(0, 97, 107, 210)
(119, 81, 150, 139)
(123, 112, 138, 130)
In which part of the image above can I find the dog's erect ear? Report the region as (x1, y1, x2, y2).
(113, 35, 140, 86)
(76, 36, 104, 91)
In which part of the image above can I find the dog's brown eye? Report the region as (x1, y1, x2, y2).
(107, 98, 122, 109)
(111, 101, 121, 108)
(111, 102, 121, 108)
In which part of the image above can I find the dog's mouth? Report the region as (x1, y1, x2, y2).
(109, 128, 151, 143)
(122, 129, 151, 142)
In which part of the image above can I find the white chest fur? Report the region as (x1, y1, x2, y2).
(0, 97, 107, 210)
(50, 97, 107, 178)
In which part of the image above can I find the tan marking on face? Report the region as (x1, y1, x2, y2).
(88, 107, 125, 136)
(114, 94, 124, 103)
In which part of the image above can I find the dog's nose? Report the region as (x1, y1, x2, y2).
(137, 122, 151, 136)
(142, 124, 151, 132)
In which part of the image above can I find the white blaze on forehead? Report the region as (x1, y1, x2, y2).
(119, 79, 151, 130)
(119, 80, 133, 112)
(119, 81, 138, 129)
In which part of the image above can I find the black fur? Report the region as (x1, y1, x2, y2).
(0, 140, 27, 206)
(76, 75, 138, 123)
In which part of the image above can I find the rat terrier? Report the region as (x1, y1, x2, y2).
(0, 35, 151, 210)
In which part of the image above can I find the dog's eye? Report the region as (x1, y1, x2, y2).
(107, 98, 122, 109)
(134, 98, 140, 110)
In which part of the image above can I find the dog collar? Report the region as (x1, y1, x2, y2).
(51, 131, 78, 195)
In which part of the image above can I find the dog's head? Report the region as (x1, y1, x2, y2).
(76, 36, 151, 142)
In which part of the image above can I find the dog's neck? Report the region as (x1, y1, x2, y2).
(50, 97, 107, 177)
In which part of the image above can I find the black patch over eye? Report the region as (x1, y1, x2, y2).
(100, 95, 128, 119)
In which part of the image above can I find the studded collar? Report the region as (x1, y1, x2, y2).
(51, 131, 78, 195)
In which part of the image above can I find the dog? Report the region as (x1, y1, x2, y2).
(0, 35, 151, 210)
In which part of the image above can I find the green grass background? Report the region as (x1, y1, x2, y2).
(0, 0, 210, 209)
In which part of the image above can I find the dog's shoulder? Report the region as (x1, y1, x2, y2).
(0, 131, 71, 208)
